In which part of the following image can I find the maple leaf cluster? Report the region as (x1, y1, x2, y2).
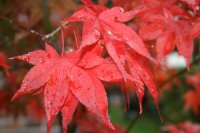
(10, 0, 200, 133)
(132, 0, 200, 69)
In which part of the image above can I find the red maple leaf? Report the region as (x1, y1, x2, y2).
(116, 43, 161, 116)
(11, 43, 114, 133)
(67, 1, 155, 81)
(156, 9, 194, 69)
(89, 42, 161, 117)
(132, 0, 196, 68)
(67, 1, 161, 115)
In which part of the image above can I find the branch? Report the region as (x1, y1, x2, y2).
(0, 14, 68, 45)
(124, 55, 200, 133)
(41, 21, 68, 40)
(29, 21, 68, 48)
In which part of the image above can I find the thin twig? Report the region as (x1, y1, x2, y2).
(125, 56, 200, 133)
(42, 21, 68, 40)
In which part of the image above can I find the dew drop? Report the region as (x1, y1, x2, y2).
(119, 8, 124, 12)
(23, 86, 28, 89)
(173, 16, 179, 21)
(39, 57, 44, 63)
(107, 30, 112, 35)
(196, 6, 200, 11)
(22, 55, 30, 62)
(48, 101, 52, 106)
(47, 115, 50, 120)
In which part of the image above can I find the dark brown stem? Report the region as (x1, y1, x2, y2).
(124, 55, 200, 133)
(61, 28, 65, 56)
(29, 21, 68, 49)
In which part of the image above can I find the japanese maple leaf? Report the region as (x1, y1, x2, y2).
(120, 43, 162, 117)
(67, 1, 155, 81)
(0, 52, 10, 75)
(157, 9, 194, 69)
(137, 5, 194, 68)
(11, 43, 114, 133)
(89, 42, 161, 117)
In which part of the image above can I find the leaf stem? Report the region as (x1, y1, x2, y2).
(61, 28, 65, 56)
(42, 21, 68, 41)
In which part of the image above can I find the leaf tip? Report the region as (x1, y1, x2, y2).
(156, 102, 163, 122)
(11, 93, 18, 102)
(104, 115, 115, 130)
(186, 63, 191, 71)
(139, 107, 143, 115)
(9, 57, 16, 60)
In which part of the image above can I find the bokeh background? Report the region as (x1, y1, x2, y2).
(0, 0, 200, 133)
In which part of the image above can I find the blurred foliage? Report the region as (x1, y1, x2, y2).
(0, 0, 200, 133)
